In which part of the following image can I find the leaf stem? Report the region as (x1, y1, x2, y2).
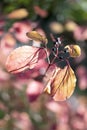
(44, 44, 50, 64)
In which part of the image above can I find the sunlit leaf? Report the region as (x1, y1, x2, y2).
(7, 8, 28, 19)
(65, 21, 77, 32)
(26, 31, 48, 44)
(51, 65, 77, 101)
(5, 46, 41, 74)
(65, 45, 81, 57)
(44, 65, 76, 101)
(49, 22, 64, 33)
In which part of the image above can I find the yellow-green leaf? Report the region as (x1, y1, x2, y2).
(26, 31, 48, 44)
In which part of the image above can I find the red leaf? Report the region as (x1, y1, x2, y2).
(5, 46, 42, 73)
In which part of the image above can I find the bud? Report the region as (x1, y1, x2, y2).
(65, 45, 81, 57)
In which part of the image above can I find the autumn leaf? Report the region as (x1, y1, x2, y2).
(5, 46, 42, 74)
(26, 31, 48, 44)
(44, 65, 76, 101)
(65, 45, 81, 57)
(44, 64, 59, 94)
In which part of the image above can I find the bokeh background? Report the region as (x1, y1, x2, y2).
(0, 0, 87, 130)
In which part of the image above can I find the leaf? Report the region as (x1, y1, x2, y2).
(7, 8, 28, 19)
(44, 64, 59, 94)
(51, 65, 77, 101)
(65, 45, 81, 57)
(45, 66, 76, 101)
(65, 21, 77, 32)
(34, 6, 48, 18)
(49, 22, 64, 33)
(5, 46, 40, 74)
(26, 31, 48, 44)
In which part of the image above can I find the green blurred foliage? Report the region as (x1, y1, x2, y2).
(1, 0, 87, 22)
(0, 109, 5, 119)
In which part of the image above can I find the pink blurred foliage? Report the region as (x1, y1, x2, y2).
(0, 68, 10, 82)
(74, 49, 86, 64)
(12, 78, 29, 90)
(11, 111, 33, 130)
(46, 101, 70, 123)
(34, 6, 48, 18)
(76, 65, 87, 90)
(0, 33, 16, 68)
(0, 19, 5, 27)
(0, 20, 6, 36)
(0, 101, 7, 112)
(9, 21, 32, 43)
(0, 19, 6, 37)
(0, 28, 4, 37)
(73, 25, 87, 41)
(0, 33, 16, 55)
(26, 79, 44, 102)
(46, 98, 87, 130)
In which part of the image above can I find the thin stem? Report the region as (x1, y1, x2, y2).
(65, 59, 70, 67)
(51, 45, 59, 64)
(44, 44, 50, 64)
(43, 46, 58, 77)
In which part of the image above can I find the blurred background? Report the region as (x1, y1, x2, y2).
(0, 0, 87, 130)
